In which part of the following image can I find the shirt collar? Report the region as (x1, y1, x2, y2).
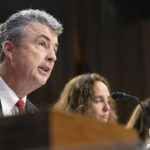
(0, 77, 27, 112)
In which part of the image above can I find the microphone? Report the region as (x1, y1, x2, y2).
(112, 92, 150, 128)
(111, 92, 133, 99)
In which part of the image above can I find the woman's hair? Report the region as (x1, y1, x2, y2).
(53, 73, 118, 124)
(126, 98, 150, 141)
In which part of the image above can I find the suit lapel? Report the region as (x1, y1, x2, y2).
(25, 99, 39, 113)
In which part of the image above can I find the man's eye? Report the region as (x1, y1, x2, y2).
(39, 41, 46, 47)
(40, 42, 45, 46)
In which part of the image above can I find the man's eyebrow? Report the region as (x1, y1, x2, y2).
(37, 34, 50, 41)
(38, 35, 59, 46)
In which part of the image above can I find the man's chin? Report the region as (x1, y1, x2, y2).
(36, 77, 49, 87)
(40, 79, 48, 86)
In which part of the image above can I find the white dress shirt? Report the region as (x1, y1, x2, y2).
(0, 77, 26, 116)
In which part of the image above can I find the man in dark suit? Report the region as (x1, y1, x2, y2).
(0, 9, 63, 116)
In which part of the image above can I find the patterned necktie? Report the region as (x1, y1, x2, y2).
(15, 100, 25, 114)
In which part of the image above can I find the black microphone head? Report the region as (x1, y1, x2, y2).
(111, 92, 130, 100)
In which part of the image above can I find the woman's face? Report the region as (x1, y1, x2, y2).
(88, 81, 110, 123)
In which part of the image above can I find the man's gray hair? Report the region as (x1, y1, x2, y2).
(0, 9, 63, 62)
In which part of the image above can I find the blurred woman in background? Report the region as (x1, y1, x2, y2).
(53, 73, 118, 124)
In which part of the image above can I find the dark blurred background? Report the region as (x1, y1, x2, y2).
(1, 0, 150, 124)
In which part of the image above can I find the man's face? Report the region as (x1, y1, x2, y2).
(11, 22, 58, 88)
(88, 81, 110, 123)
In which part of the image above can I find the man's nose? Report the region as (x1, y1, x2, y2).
(46, 48, 57, 62)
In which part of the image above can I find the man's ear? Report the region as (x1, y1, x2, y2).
(3, 41, 16, 60)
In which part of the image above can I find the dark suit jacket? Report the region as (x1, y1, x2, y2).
(0, 99, 39, 117)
